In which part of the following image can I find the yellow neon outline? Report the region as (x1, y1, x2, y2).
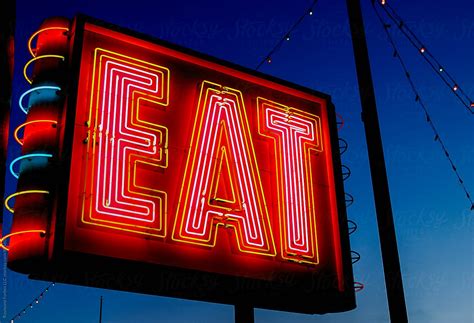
(23, 54, 65, 84)
(257, 97, 322, 265)
(28, 26, 69, 57)
(14, 119, 58, 146)
(172, 81, 276, 257)
(80, 48, 170, 237)
(0, 230, 46, 251)
(84, 50, 168, 234)
(4, 190, 49, 213)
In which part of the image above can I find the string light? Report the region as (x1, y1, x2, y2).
(372, 2, 474, 210)
(255, 0, 319, 70)
(9, 283, 55, 322)
(375, 1, 474, 114)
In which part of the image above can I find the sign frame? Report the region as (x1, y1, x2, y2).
(14, 15, 356, 314)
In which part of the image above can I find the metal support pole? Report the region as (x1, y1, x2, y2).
(99, 296, 103, 323)
(345, 0, 408, 322)
(235, 304, 254, 323)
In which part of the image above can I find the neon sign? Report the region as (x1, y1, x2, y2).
(7, 16, 355, 314)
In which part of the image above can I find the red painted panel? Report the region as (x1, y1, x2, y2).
(64, 22, 346, 288)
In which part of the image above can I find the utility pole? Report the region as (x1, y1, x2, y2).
(99, 296, 103, 323)
(345, 0, 408, 322)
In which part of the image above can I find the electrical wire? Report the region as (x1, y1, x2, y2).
(255, 0, 319, 70)
(372, 0, 474, 210)
(375, 0, 474, 114)
(9, 282, 55, 322)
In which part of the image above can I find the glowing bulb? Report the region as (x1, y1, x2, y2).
(453, 85, 458, 91)
(381, 0, 386, 4)
(309, 10, 313, 15)
(267, 57, 272, 63)
(285, 35, 290, 41)
(439, 67, 443, 72)
(420, 47, 425, 53)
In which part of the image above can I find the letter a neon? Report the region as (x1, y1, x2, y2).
(173, 81, 275, 257)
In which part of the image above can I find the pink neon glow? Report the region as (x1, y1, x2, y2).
(175, 84, 274, 254)
(92, 53, 167, 226)
(260, 99, 322, 263)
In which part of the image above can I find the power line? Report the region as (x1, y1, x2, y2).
(375, 0, 474, 114)
(9, 282, 55, 322)
(372, 0, 474, 210)
(255, 0, 319, 70)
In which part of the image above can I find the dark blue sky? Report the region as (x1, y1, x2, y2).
(2, 0, 473, 322)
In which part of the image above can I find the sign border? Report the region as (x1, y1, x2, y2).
(40, 14, 356, 314)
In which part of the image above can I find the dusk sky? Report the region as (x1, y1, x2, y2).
(2, 0, 473, 322)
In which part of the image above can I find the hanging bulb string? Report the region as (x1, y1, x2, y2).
(375, 0, 473, 113)
(255, 0, 319, 70)
(9, 282, 55, 322)
(372, 2, 474, 210)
